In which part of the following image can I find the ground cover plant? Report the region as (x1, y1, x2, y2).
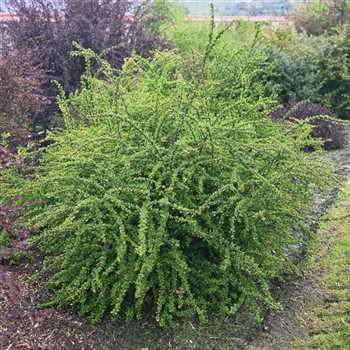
(0, 17, 333, 328)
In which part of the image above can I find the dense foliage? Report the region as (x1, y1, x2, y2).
(1, 21, 331, 327)
(271, 102, 346, 150)
(2, 0, 169, 129)
(265, 48, 319, 105)
(0, 49, 48, 146)
(315, 25, 350, 119)
(262, 25, 324, 106)
(290, 0, 350, 35)
(264, 20, 350, 120)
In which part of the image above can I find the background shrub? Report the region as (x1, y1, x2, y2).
(1, 21, 331, 327)
(3, 0, 169, 130)
(263, 21, 350, 120)
(0, 49, 48, 147)
(290, 0, 350, 36)
(270, 102, 346, 150)
(265, 48, 319, 105)
(262, 25, 329, 106)
(314, 25, 350, 119)
(0, 146, 13, 170)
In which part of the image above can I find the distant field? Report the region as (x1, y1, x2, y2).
(0, 0, 306, 16)
(177, 0, 306, 16)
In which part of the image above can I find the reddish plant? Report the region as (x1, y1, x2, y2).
(271, 102, 346, 151)
(2, 0, 170, 129)
(0, 49, 48, 143)
(0, 146, 13, 169)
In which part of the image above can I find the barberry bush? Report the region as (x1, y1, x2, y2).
(3, 0, 170, 129)
(0, 49, 48, 145)
(1, 25, 331, 327)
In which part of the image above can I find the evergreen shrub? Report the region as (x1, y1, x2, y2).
(315, 25, 350, 119)
(1, 29, 331, 326)
(265, 48, 319, 105)
(264, 24, 350, 120)
(262, 30, 327, 106)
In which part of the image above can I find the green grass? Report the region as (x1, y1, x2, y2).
(158, 6, 263, 54)
(294, 178, 350, 350)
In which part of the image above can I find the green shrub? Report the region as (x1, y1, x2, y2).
(315, 25, 350, 119)
(262, 27, 328, 105)
(265, 48, 319, 104)
(290, 0, 350, 36)
(263, 24, 350, 119)
(1, 29, 331, 326)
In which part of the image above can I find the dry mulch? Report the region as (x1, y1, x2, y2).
(0, 257, 173, 350)
(0, 259, 108, 350)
